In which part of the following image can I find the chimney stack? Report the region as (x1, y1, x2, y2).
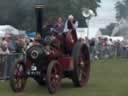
(35, 5, 45, 37)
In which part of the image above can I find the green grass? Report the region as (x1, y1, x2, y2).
(0, 58, 128, 96)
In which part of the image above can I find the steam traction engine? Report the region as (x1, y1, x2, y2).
(10, 5, 90, 94)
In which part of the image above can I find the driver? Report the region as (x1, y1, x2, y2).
(62, 15, 78, 53)
(63, 15, 78, 33)
(63, 15, 78, 42)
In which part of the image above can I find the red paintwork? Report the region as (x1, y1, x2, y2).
(65, 32, 75, 50)
(65, 31, 77, 52)
(58, 56, 73, 71)
(47, 48, 63, 60)
(25, 59, 32, 69)
(25, 30, 78, 70)
(52, 30, 77, 50)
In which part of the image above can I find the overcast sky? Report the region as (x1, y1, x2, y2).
(88, 0, 119, 38)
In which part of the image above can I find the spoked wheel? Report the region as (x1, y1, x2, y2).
(72, 41, 90, 87)
(46, 60, 62, 94)
(10, 61, 27, 92)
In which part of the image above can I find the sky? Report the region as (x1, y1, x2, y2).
(88, 0, 119, 38)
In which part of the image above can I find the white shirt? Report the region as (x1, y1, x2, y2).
(63, 20, 78, 32)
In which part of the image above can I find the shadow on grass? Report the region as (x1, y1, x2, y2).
(8, 79, 77, 96)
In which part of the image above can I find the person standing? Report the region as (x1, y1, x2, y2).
(64, 15, 78, 33)
(54, 17, 64, 33)
(62, 15, 78, 54)
(64, 15, 78, 42)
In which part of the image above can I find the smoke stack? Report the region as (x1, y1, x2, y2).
(35, 5, 45, 37)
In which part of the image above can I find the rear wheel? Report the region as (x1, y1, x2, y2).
(72, 41, 90, 87)
(46, 60, 62, 94)
(10, 61, 27, 92)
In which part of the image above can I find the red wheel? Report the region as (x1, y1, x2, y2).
(72, 41, 90, 87)
(10, 61, 27, 92)
(46, 60, 62, 94)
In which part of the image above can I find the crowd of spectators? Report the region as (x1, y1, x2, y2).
(0, 33, 29, 54)
(88, 37, 128, 62)
(0, 16, 127, 61)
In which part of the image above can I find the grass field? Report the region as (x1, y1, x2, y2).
(0, 58, 128, 96)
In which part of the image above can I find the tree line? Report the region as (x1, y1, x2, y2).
(0, 0, 100, 32)
(100, 0, 128, 36)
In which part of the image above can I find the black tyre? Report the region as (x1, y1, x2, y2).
(72, 41, 90, 87)
(46, 60, 62, 94)
(10, 60, 27, 92)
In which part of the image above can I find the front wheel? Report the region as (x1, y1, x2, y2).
(46, 60, 62, 94)
(10, 60, 27, 92)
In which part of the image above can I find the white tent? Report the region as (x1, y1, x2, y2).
(0, 25, 27, 38)
(110, 36, 124, 41)
(0, 25, 19, 35)
(0, 31, 5, 37)
(95, 30, 103, 38)
(76, 28, 87, 39)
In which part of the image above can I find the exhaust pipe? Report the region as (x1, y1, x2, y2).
(35, 5, 45, 38)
